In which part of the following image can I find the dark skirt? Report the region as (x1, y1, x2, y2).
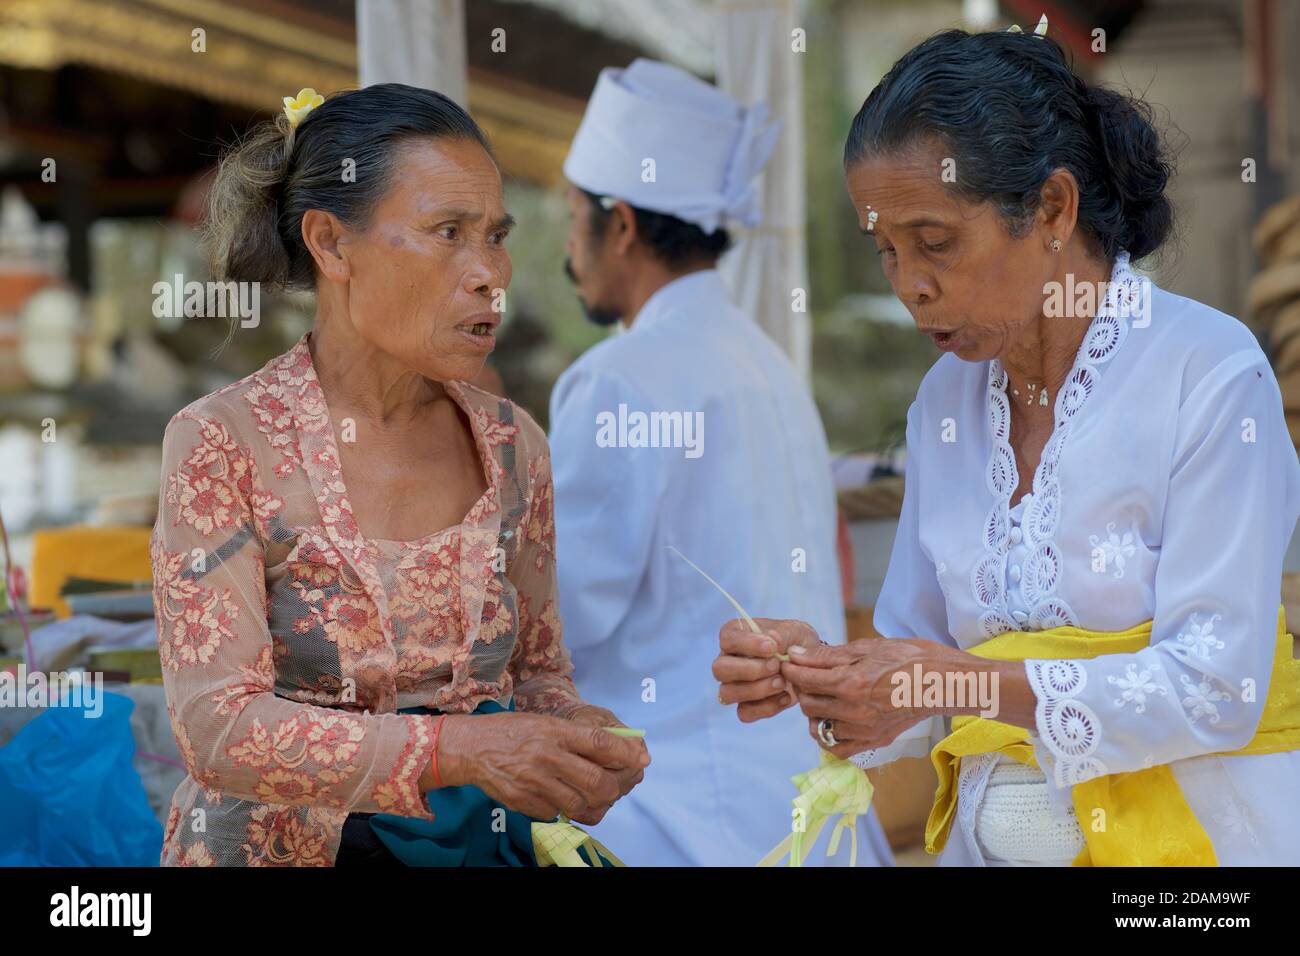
(336, 700, 615, 868)
(334, 811, 404, 867)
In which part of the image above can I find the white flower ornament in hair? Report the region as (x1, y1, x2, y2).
(1006, 13, 1049, 35)
(283, 88, 324, 129)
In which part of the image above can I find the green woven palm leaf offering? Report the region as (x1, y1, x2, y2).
(533, 818, 627, 867)
(664, 545, 875, 866)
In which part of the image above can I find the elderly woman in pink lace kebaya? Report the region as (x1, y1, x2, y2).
(151, 83, 647, 867)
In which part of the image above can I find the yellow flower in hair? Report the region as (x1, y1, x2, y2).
(283, 87, 324, 128)
(1006, 13, 1049, 35)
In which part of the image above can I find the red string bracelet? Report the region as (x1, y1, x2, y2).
(430, 714, 449, 788)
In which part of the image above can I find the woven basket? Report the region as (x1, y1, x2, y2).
(1254, 194, 1300, 456)
(837, 474, 905, 522)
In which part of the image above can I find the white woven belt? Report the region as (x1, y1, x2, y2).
(973, 758, 1086, 865)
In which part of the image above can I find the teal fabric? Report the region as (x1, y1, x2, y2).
(368, 700, 614, 867)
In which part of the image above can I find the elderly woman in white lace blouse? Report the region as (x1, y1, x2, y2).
(713, 25, 1300, 866)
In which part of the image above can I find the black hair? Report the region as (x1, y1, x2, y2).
(843, 29, 1175, 261)
(206, 83, 494, 289)
(580, 189, 732, 267)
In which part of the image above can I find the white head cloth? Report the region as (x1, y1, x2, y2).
(563, 58, 781, 235)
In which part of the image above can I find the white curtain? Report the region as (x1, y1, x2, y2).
(357, 0, 468, 106)
(713, 0, 811, 381)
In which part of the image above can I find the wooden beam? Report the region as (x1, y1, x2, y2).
(0, 0, 587, 185)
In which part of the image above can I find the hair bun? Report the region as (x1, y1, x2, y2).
(1085, 85, 1175, 261)
(203, 115, 295, 286)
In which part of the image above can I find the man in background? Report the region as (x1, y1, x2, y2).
(548, 58, 892, 866)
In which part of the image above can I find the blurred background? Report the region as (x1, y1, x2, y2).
(0, 0, 1298, 863)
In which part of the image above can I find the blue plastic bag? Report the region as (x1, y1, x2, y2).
(0, 690, 163, 865)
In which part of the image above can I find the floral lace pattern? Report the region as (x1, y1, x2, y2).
(975, 251, 1140, 638)
(1214, 793, 1262, 848)
(1028, 610, 1241, 785)
(1179, 673, 1232, 725)
(1107, 661, 1168, 713)
(978, 253, 1148, 786)
(1088, 521, 1137, 579)
(1175, 613, 1225, 660)
(152, 333, 585, 866)
(1024, 658, 1109, 787)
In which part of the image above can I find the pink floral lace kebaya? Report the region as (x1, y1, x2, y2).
(150, 333, 584, 866)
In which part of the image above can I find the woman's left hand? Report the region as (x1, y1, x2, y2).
(780, 638, 938, 760)
(568, 704, 646, 799)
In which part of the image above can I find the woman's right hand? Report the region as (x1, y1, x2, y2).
(713, 618, 822, 723)
(430, 713, 650, 826)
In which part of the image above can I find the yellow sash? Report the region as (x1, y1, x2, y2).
(926, 606, 1300, 865)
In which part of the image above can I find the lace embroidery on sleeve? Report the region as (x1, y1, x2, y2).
(1024, 658, 1109, 786)
(848, 749, 877, 770)
(1175, 613, 1226, 659)
(1106, 662, 1168, 713)
(1179, 673, 1231, 725)
(1169, 613, 1232, 725)
(1029, 610, 1239, 782)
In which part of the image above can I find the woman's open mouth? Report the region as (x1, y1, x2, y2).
(455, 317, 498, 352)
(928, 329, 958, 351)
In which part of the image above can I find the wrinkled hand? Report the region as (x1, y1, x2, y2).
(781, 638, 935, 759)
(713, 618, 822, 723)
(435, 712, 650, 826)
(566, 704, 648, 802)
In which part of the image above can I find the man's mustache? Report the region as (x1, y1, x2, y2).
(562, 256, 620, 328)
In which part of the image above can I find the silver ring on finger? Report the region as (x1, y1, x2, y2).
(816, 717, 838, 748)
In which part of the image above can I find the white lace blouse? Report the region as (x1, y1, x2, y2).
(855, 252, 1300, 865)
